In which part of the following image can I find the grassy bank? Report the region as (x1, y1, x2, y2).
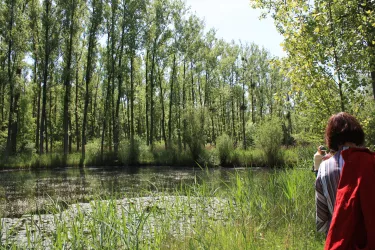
(0, 142, 316, 169)
(1, 166, 325, 249)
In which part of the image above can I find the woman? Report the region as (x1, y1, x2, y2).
(315, 112, 375, 249)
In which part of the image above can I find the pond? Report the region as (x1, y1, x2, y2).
(0, 166, 248, 218)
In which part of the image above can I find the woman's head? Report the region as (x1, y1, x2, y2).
(325, 112, 364, 151)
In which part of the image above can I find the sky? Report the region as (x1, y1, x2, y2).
(184, 0, 285, 58)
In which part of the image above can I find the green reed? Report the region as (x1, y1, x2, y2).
(1, 167, 325, 249)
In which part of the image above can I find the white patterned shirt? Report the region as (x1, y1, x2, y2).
(315, 150, 345, 233)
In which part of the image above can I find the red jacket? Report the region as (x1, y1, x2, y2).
(325, 148, 375, 250)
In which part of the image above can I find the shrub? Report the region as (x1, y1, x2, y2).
(118, 136, 142, 165)
(151, 143, 195, 166)
(227, 148, 267, 167)
(216, 134, 234, 166)
(249, 148, 267, 166)
(229, 149, 248, 167)
(139, 143, 154, 164)
(84, 139, 102, 165)
(184, 110, 205, 162)
(282, 148, 299, 166)
(254, 117, 284, 167)
(129, 137, 141, 164)
(296, 144, 317, 163)
(245, 121, 256, 148)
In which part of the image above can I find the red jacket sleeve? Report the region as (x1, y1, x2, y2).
(325, 148, 375, 250)
(360, 152, 375, 248)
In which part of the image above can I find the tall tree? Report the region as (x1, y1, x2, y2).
(147, 0, 173, 148)
(59, 0, 83, 159)
(101, 0, 118, 160)
(127, 0, 146, 153)
(250, 0, 375, 123)
(39, 0, 59, 154)
(29, 0, 42, 152)
(3, 0, 29, 157)
(81, 0, 103, 165)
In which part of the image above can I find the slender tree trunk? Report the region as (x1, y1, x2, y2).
(197, 69, 202, 107)
(149, 39, 157, 149)
(82, 0, 101, 163)
(158, 67, 167, 149)
(237, 99, 240, 142)
(69, 114, 73, 153)
(101, 73, 111, 161)
(168, 54, 176, 148)
(40, 18, 48, 155)
(63, 62, 71, 158)
(231, 67, 236, 139)
(328, 0, 345, 111)
(100, 76, 111, 161)
(145, 50, 149, 145)
(75, 67, 80, 152)
(35, 62, 41, 152)
(190, 61, 194, 106)
(31, 0, 43, 153)
(211, 111, 215, 144)
(45, 80, 49, 154)
(101, 24, 112, 160)
(1, 68, 4, 123)
(49, 86, 52, 152)
(114, 64, 122, 156)
(0, 57, 5, 123)
(205, 70, 212, 142)
(251, 77, 255, 124)
(368, 35, 375, 101)
(123, 102, 128, 138)
(219, 90, 224, 134)
(31, 0, 41, 153)
(82, 47, 92, 164)
(182, 59, 186, 150)
(176, 66, 182, 151)
(92, 76, 99, 137)
(198, 69, 204, 134)
(52, 90, 57, 151)
(5, 1, 15, 158)
(109, 7, 116, 154)
(109, 96, 113, 152)
(259, 89, 264, 119)
(127, 97, 130, 138)
(114, 13, 126, 156)
(270, 77, 273, 116)
(10, 91, 20, 154)
(241, 71, 246, 149)
(130, 55, 135, 145)
(100, 104, 107, 161)
(204, 70, 209, 108)
(82, 21, 98, 165)
(63, 0, 76, 159)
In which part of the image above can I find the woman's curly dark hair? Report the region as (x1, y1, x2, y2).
(325, 112, 365, 151)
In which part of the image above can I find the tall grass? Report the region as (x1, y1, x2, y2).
(1, 168, 325, 249)
(0, 152, 82, 168)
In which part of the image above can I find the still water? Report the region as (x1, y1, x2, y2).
(0, 166, 245, 218)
